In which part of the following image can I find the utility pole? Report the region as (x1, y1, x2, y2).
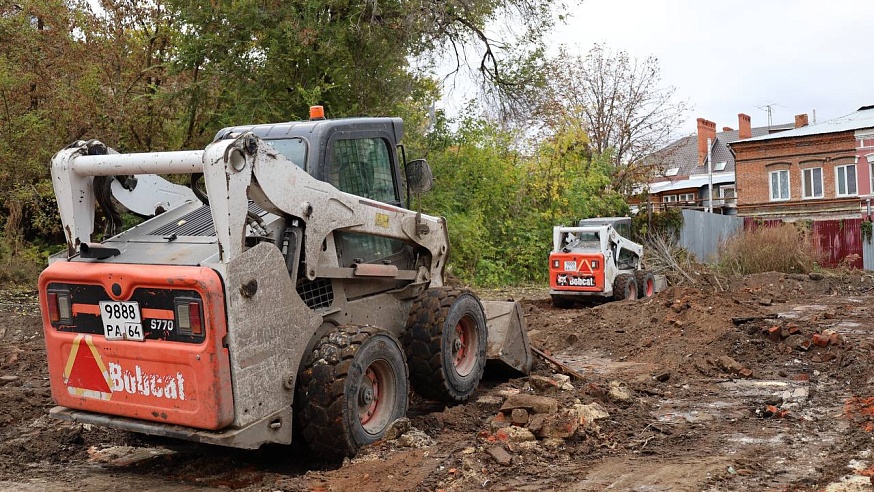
(707, 137, 713, 213)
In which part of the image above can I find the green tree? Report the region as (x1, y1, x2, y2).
(420, 112, 628, 286)
(165, 0, 570, 145)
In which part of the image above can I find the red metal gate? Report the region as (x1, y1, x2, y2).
(743, 217, 863, 269)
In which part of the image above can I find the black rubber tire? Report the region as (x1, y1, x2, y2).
(635, 270, 655, 298)
(296, 324, 409, 460)
(551, 295, 575, 309)
(613, 273, 638, 301)
(403, 288, 487, 403)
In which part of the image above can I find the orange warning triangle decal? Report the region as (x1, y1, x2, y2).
(577, 259, 593, 274)
(63, 334, 113, 400)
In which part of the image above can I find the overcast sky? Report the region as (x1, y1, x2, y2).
(549, 0, 874, 136)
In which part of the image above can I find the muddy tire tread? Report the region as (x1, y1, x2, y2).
(297, 324, 406, 460)
(613, 273, 638, 301)
(403, 287, 486, 402)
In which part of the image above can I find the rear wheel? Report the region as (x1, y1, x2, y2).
(613, 273, 638, 301)
(297, 325, 408, 460)
(635, 270, 655, 298)
(403, 288, 487, 403)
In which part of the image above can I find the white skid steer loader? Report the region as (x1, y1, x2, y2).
(548, 217, 661, 308)
(38, 107, 531, 460)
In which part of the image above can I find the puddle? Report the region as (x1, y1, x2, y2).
(558, 351, 655, 375)
(791, 304, 830, 311)
(652, 379, 808, 424)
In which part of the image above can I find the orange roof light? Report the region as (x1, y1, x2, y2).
(309, 105, 325, 120)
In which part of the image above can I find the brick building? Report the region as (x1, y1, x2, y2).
(729, 106, 874, 220)
(642, 114, 792, 213)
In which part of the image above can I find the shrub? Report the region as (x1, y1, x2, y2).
(716, 224, 823, 275)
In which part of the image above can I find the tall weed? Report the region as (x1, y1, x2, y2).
(717, 225, 822, 275)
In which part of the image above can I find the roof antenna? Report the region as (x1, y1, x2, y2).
(756, 102, 783, 128)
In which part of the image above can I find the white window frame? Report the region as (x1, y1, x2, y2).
(662, 195, 677, 203)
(677, 193, 696, 203)
(769, 169, 790, 201)
(835, 163, 857, 197)
(801, 167, 823, 199)
(867, 154, 874, 195)
(720, 186, 736, 198)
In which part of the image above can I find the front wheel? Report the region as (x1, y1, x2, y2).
(296, 325, 409, 460)
(404, 288, 487, 403)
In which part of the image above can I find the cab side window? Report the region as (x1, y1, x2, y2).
(328, 138, 397, 204)
(327, 136, 412, 269)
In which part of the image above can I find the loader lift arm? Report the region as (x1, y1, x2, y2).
(50, 133, 449, 285)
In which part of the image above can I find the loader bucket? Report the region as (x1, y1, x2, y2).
(482, 301, 532, 375)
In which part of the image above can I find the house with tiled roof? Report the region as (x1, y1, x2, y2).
(642, 114, 794, 214)
(729, 105, 874, 221)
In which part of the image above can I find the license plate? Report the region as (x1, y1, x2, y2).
(563, 261, 577, 271)
(100, 301, 144, 342)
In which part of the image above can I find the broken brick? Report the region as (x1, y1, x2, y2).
(486, 446, 512, 466)
(812, 334, 829, 348)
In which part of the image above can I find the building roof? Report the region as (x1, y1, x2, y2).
(648, 172, 735, 194)
(735, 105, 874, 143)
(649, 122, 794, 182)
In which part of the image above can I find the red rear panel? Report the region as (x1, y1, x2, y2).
(549, 252, 605, 292)
(39, 262, 233, 430)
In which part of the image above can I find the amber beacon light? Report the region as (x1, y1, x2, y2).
(309, 105, 325, 120)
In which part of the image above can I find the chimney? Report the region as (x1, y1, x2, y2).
(723, 126, 733, 132)
(738, 113, 751, 139)
(795, 113, 809, 128)
(697, 118, 716, 166)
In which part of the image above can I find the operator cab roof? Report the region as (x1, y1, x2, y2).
(214, 116, 404, 142)
(578, 217, 631, 228)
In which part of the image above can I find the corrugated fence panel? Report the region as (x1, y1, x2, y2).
(811, 219, 863, 269)
(863, 235, 874, 271)
(679, 210, 743, 263)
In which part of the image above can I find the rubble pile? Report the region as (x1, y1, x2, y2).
(735, 315, 847, 363)
(471, 374, 625, 467)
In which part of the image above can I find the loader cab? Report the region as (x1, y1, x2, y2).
(215, 115, 417, 280)
(215, 116, 406, 208)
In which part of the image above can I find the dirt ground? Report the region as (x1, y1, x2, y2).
(3, 272, 874, 491)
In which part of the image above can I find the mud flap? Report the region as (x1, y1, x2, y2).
(482, 301, 532, 375)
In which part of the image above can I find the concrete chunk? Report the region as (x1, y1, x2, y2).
(574, 402, 610, 427)
(535, 409, 579, 439)
(500, 394, 559, 414)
